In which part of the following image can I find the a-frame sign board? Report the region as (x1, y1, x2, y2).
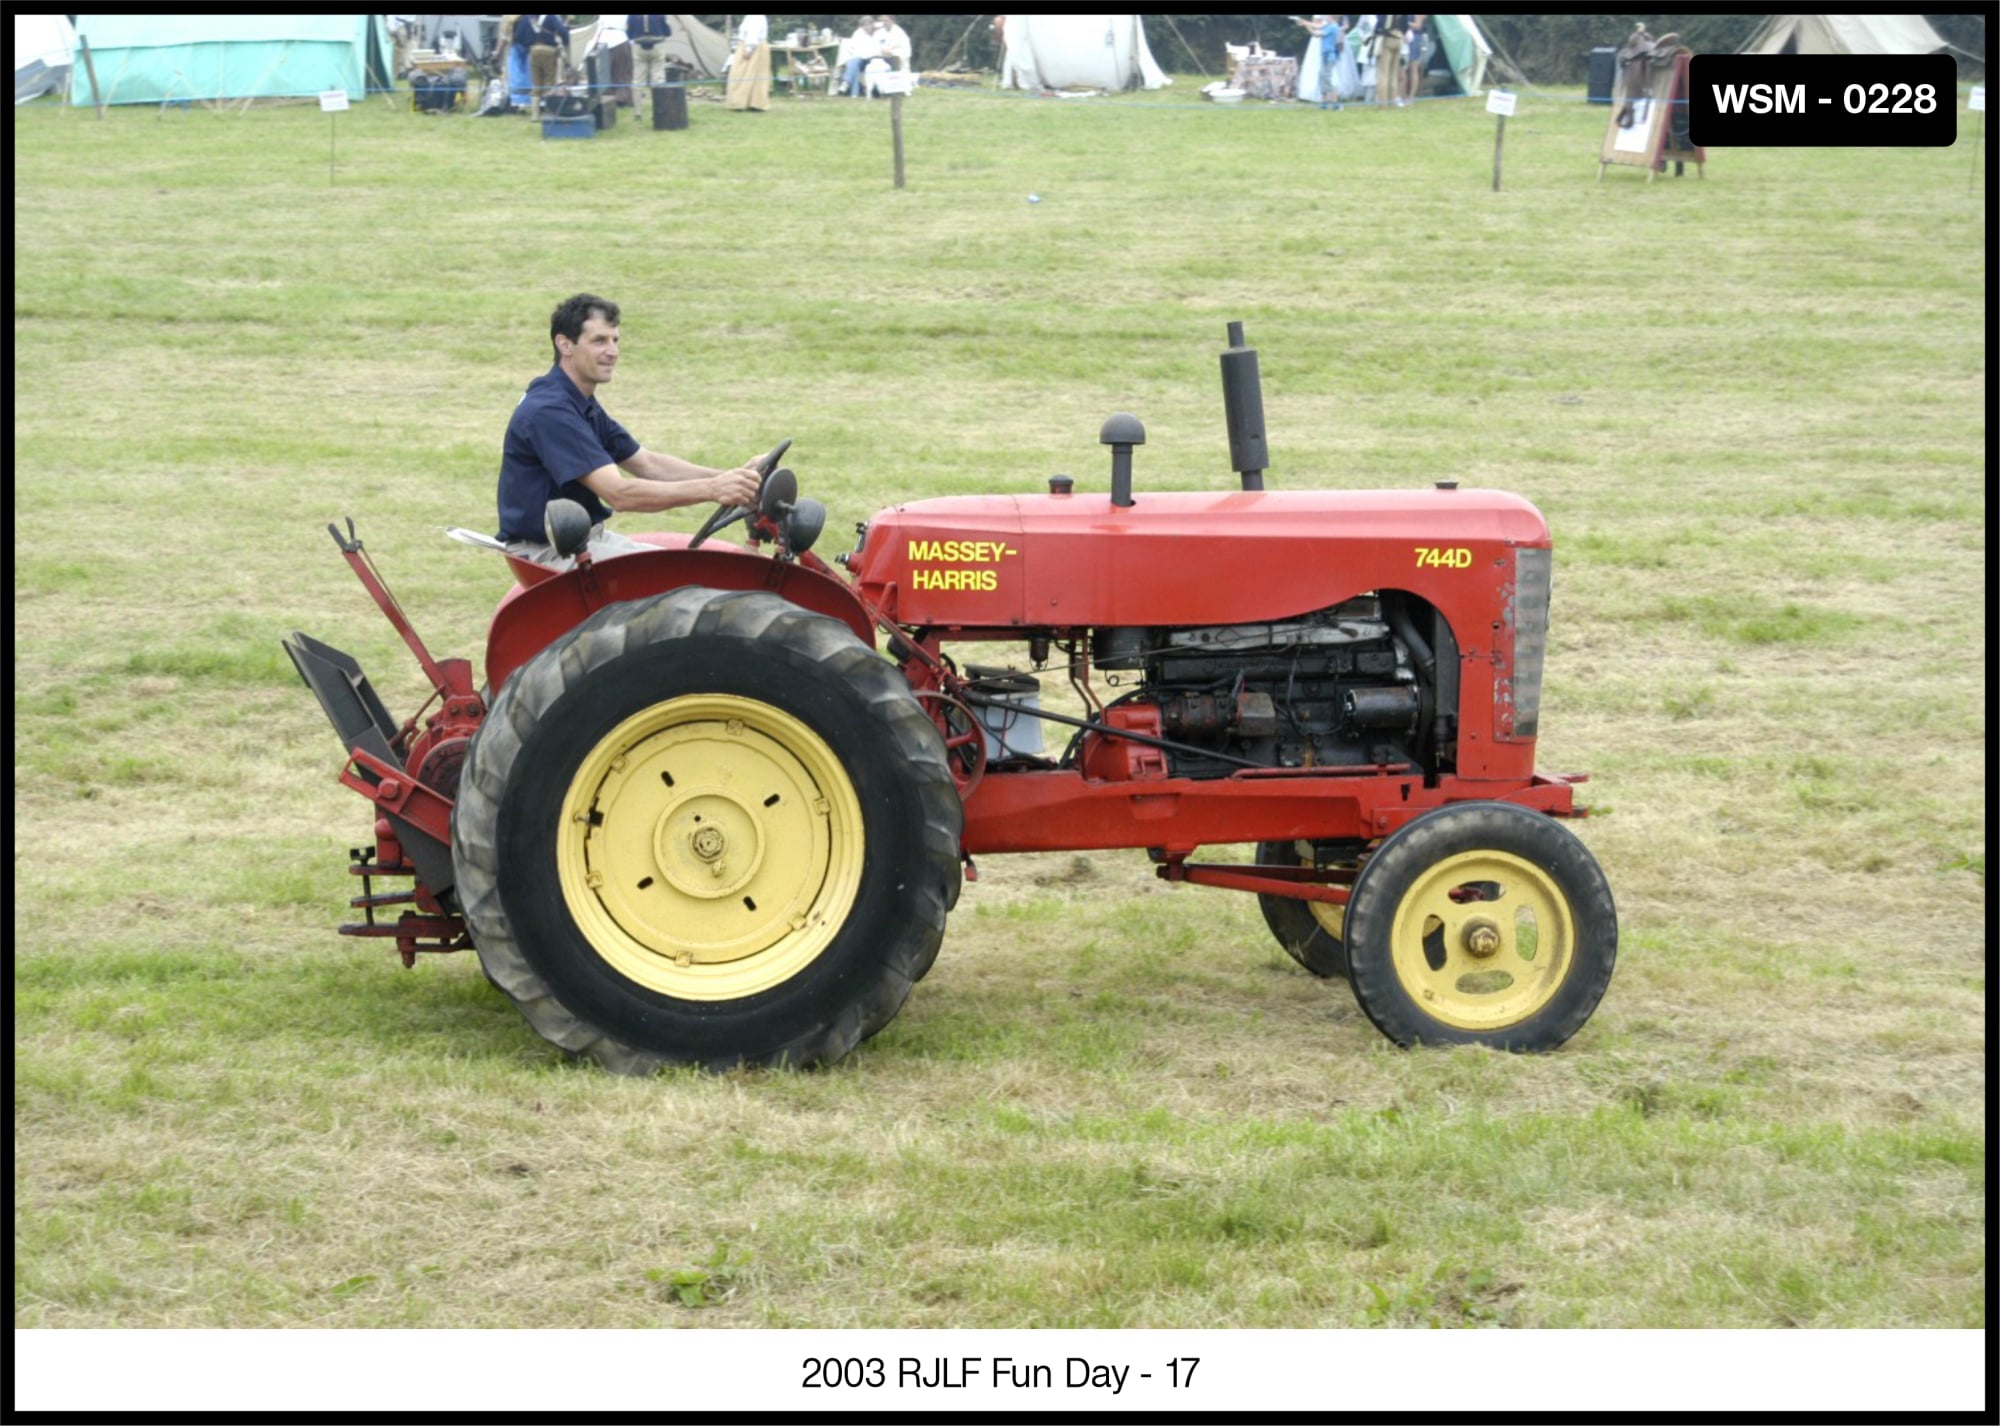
(1600, 48, 1706, 180)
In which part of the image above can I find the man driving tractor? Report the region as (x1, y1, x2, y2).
(497, 293, 762, 569)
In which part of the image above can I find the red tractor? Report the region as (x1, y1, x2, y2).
(286, 325, 1615, 1072)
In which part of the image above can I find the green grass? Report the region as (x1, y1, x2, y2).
(11, 77, 1986, 1357)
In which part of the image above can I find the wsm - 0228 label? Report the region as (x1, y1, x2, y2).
(1688, 54, 1957, 147)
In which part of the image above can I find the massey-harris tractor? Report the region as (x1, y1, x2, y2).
(286, 325, 1616, 1072)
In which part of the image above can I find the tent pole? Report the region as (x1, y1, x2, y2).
(937, 15, 985, 73)
(1160, 16, 1210, 81)
(79, 35, 106, 118)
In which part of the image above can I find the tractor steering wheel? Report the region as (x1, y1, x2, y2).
(687, 438, 792, 550)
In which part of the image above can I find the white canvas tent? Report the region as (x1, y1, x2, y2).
(572, 14, 730, 79)
(999, 16, 1170, 93)
(1739, 15, 1948, 56)
(15, 13, 75, 104)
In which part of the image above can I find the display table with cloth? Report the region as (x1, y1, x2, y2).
(1227, 50, 1296, 101)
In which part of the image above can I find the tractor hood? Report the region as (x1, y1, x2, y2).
(851, 488, 1551, 630)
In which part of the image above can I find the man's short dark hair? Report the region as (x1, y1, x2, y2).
(551, 293, 619, 359)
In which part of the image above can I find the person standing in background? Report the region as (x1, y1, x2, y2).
(1373, 14, 1406, 108)
(628, 15, 673, 121)
(1349, 14, 1378, 103)
(1294, 16, 1335, 107)
(1330, 15, 1362, 102)
(525, 12, 569, 120)
(389, 15, 419, 83)
(726, 14, 771, 111)
(498, 14, 531, 110)
(1401, 16, 1429, 105)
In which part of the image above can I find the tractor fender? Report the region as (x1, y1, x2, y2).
(484, 536, 876, 694)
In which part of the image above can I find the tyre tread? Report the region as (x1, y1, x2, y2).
(1343, 803, 1616, 1052)
(452, 587, 961, 1073)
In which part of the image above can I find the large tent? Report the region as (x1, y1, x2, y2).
(68, 15, 390, 107)
(570, 14, 731, 79)
(1424, 15, 1494, 97)
(1738, 15, 1948, 56)
(15, 13, 75, 104)
(998, 16, 1171, 93)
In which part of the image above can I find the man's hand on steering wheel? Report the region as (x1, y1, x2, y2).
(688, 438, 791, 549)
(710, 464, 763, 507)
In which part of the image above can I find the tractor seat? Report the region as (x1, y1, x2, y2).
(445, 526, 555, 588)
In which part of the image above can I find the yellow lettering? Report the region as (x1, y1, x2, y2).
(1415, 546, 1472, 570)
(905, 534, 1016, 593)
(908, 568, 1001, 593)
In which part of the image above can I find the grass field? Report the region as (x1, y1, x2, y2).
(12, 73, 1987, 1377)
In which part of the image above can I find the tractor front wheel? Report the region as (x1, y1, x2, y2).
(452, 588, 961, 1072)
(1342, 803, 1616, 1051)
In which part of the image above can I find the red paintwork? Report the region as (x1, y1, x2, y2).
(342, 748, 455, 847)
(483, 533, 876, 693)
(959, 766, 1581, 858)
(1080, 704, 1169, 782)
(853, 488, 1547, 628)
(854, 487, 1548, 780)
(1166, 863, 1353, 905)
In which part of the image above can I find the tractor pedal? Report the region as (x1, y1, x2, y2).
(961, 852, 980, 882)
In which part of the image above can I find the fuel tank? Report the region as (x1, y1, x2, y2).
(849, 487, 1551, 631)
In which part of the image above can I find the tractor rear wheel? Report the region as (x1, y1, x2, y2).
(1254, 839, 1358, 978)
(452, 587, 961, 1072)
(1342, 803, 1616, 1051)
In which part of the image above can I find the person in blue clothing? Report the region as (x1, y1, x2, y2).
(1400, 15, 1430, 105)
(497, 13, 532, 109)
(497, 294, 763, 568)
(1294, 15, 1347, 109)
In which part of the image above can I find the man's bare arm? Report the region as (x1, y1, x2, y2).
(581, 454, 761, 513)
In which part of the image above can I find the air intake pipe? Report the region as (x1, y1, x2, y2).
(1101, 413, 1144, 508)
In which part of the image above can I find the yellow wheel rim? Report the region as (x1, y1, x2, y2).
(1387, 849, 1574, 1031)
(1296, 840, 1347, 940)
(556, 694, 864, 1001)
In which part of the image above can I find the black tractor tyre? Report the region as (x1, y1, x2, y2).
(1254, 839, 1355, 979)
(452, 587, 962, 1073)
(1342, 803, 1616, 1052)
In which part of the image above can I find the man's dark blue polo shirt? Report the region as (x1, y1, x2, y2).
(497, 363, 641, 542)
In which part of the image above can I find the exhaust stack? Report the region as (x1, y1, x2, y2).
(1220, 320, 1268, 491)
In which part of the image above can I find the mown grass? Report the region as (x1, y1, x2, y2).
(12, 77, 1986, 1347)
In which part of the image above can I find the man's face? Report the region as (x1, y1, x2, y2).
(563, 315, 620, 385)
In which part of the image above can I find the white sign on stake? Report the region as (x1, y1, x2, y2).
(319, 89, 350, 112)
(1971, 86, 1985, 113)
(1485, 89, 1517, 118)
